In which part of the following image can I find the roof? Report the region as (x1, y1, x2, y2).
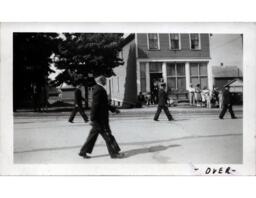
(224, 79, 243, 87)
(120, 34, 135, 48)
(59, 82, 75, 90)
(212, 66, 243, 78)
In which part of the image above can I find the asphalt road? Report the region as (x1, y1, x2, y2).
(14, 108, 243, 164)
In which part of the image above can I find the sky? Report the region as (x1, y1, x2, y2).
(209, 34, 243, 71)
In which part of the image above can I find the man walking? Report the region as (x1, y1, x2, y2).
(68, 84, 89, 123)
(79, 75, 123, 159)
(219, 85, 237, 119)
(153, 83, 174, 121)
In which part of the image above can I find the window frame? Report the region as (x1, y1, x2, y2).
(147, 33, 160, 50)
(166, 62, 186, 91)
(189, 33, 201, 50)
(169, 33, 181, 50)
(189, 62, 208, 89)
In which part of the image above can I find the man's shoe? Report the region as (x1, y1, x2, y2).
(154, 119, 159, 121)
(111, 153, 124, 159)
(79, 152, 91, 159)
(219, 117, 223, 119)
(68, 120, 74, 123)
(232, 117, 237, 119)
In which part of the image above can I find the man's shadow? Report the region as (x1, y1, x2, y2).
(122, 144, 180, 158)
(92, 144, 180, 159)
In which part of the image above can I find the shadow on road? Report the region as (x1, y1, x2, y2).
(122, 144, 180, 158)
(90, 144, 180, 159)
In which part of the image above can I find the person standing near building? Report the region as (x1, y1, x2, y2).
(137, 92, 145, 108)
(145, 92, 152, 106)
(79, 75, 124, 159)
(153, 83, 174, 121)
(218, 90, 223, 109)
(211, 87, 219, 107)
(194, 84, 202, 107)
(219, 86, 237, 119)
(188, 84, 195, 106)
(68, 83, 89, 123)
(152, 80, 159, 104)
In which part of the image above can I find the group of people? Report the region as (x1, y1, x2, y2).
(153, 82, 236, 120)
(188, 84, 224, 109)
(69, 76, 236, 159)
(137, 80, 164, 107)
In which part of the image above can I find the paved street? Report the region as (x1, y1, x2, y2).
(14, 107, 243, 164)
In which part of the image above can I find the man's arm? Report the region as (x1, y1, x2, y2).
(90, 89, 101, 121)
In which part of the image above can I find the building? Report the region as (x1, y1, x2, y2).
(107, 33, 211, 107)
(212, 65, 243, 89)
(225, 79, 243, 105)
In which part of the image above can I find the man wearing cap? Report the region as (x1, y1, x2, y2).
(153, 83, 174, 121)
(219, 86, 237, 119)
(79, 75, 124, 159)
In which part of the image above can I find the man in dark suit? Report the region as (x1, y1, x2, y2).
(153, 83, 174, 121)
(79, 75, 124, 159)
(68, 84, 89, 123)
(219, 85, 237, 119)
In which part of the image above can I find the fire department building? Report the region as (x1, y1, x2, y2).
(106, 33, 213, 107)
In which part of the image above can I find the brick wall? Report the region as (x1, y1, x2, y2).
(137, 33, 210, 59)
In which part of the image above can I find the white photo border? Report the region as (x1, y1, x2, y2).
(0, 22, 255, 175)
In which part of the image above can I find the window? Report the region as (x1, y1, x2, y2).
(148, 33, 159, 50)
(169, 34, 181, 50)
(140, 62, 147, 92)
(190, 34, 201, 50)
(190, 62, 208, 89)
(166, 63, 186, 91)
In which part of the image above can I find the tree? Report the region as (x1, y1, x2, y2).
(13, 33, 60, 110)
(52, 33, 124, 107)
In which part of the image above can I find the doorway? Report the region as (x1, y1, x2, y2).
(150, 73, 163, 104)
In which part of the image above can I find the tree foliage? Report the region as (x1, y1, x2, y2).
(14, 33, 60, 84)
(53, 33, 124, 86)
(13, 33, 60, 108)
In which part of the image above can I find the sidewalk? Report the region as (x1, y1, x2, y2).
(14, 105, 243, 117)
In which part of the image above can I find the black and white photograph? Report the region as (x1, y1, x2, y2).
(0, 23, 255, 175)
